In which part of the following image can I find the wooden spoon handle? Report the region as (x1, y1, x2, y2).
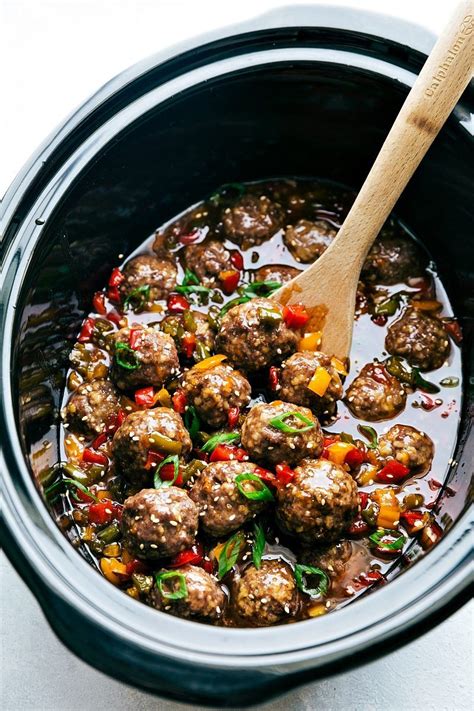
(332, 0, 474, 270)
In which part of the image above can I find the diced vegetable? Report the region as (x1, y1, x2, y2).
(308, 366, 331, 397)
(344, 447, 365, 469)
(172, 389, 187, 414)
(282, 303, 309, 329)
(369, 528, 406, 554)
(357, 425, 378, 449)
(227, 407, 240, 429)
(78, 318, 95, 343)
(154, 387, 172, 408)
(115, 342, 140, 370)
(230, 251, 244, 270)
(209, 444, 248, 462)
(325, 441, 355, 466)
(135, 386, 155, 408)
(181, 333, 196, 359)
(376, 460, 410, 484)
(82, 448, 108, 466)
(269, 410, 315, 434)
(123, 285, 150, 311)
(268, 366, 279, 391)
(219, 269, 240, 295)
(299, 331, 322, 351)
(192, 354, 227, 371)
(108, 267, 124, 287)
(100, 557, 128, 585)
(153, 455, 181, 487)
(148, 432, 183, 455)
(371, 488, 400, 530)
(92, 292, 107, 315)
(275, 463, 295, 486)
(169, 543, 204, 568)
(167, 294, 190, 313)
(410, 299, 442, 312)
(200, 431, 240, 453)
(331, 356, 348, 376)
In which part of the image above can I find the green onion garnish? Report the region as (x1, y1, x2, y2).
(217, 296, 252, 320)
(155, 571, 188, 600)
(235, 473, 274, 502)
(115, 342, 140, 370)
(411, 367, 440, 394)
(385, 355, 440, 393)
(200, 431, 240, 453)
(357, 425, 378, 449)
(182, 269, 200, 286)
(369, 528, 407, 551)
(242, 281, 281, 297)
(176, 285, 211, 295)
(217, 531, 244, 579)
(154, 455, 180, 488)
(256, 306, 282, 324)
(44, 477, 99, 502)
(440, 376, 460, 388)
(269, 410, 315, 434)
(294, 564, 329, 598)
(123, 285, 150, 311)
(209, 182, 246, 206)
(184, 405, 200, 440)
(252, 522, 266, 569)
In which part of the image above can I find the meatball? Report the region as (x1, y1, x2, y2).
(301, 540, 353, 579)
(222, 194, 284, 247)
(233, 560, 298, 626)
(160, 310, 215, 359)
(276, 458, 359, 544)
(189, 461, 268, 537)
(378, 424, 434, 472)
(119, 255, 177, 304)
(112, 408, 192, 486)
(362, 233, 424, 285)
(122, 487, 198, 559)
(254, 264, 301, 285)
(183, 240, 230, 284)
(148, 565, 225, 620)
(241, 401, 323, 467)
(111, 325, 179, 390)
(63, 379, 120, 436)
(344, 363, 407, 422)
(278, 351, 344, 419)
(183, 363, 251, 428)
(216, 298, 298, 372)
(385, 307, 450, 371)
(284, 219, 337, 263)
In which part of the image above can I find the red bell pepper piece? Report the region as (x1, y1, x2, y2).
(347, 516, 370, 536)
(75, 488, 95, 504)
(106, 309, 122, 326)
(172, 389, 187, 414)
(254, 466, 278, 487)
(209, 444, 248, 462)
(167, 293, 190, 313)
(179, 229, 200, 245)
(129, 328, 141, 349)
(201, 558, 214, 574)
(282, 304, 309, 329)
(345, 448, 365, 469)
(108, 267, 124, 287)
(107, 286, 121, 304)
(227, 407, 240, 429)
(371, 314, 388, 327)
(358, 491, 369, 509)
(159, 463, 183, 486)
(376, 459, 410, 484)
(275, 463, 295, 486)
(321, 436, 338, 459)
(78, 317, 95, 343)
(369, 364, 390, 385)
(82, 448, 108, 466)
(268, 366, 279, 391)
(169, 542, 204, 568)
(135, 386, 155, 408)
(144, 450, 165, 470)
(230, 251, 244, 270)
(91, 432, 108, 450)
(181, 333, 196, 359)
(125, 559, 149, 577)
(88, 500, 115, 525)
(219, 269, 240, 295)
(92, 291, 107, 315)
(443, 319, 463, 345)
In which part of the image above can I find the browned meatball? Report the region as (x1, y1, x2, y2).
(122, 487, 198, 559)
(63, 379, 120, 436)
(276, 458, 359, 544)
(183, 240, 230, 284)
(111, 325, 179, 390)
(112, 408, 192, 486)
(284, 219, 337, 263)
(362, 233, 424, 285)
(385, 307, 450, 371)
(216, 298, 298, 372)
(278, 351, 344, 419)
(233, 560, 298, 626)
(222, 195, 284, 247)
(301, 540, 353, 579)
(119, 255, 177, 305)
(241, 401, 323, 467)
(182, 363, 251, 428)
(254, 264, 301, 285)
(160, 310, 215, 360)
(378, 424, 434, 472)
(345, 363, 407, 422)
(148, 565, 225, 620)
(189, 461, 269, 537)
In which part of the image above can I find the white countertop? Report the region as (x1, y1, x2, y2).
(1, 1, 472, 709)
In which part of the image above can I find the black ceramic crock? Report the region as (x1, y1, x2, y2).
(1, 5, 473, 707)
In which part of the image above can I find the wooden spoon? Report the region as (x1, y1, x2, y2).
(273, 0, 474, 359)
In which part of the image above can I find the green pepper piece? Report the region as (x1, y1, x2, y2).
(97, 522, 121, 543)
(182, 309, 197, 333)
(148, 432, 183, 455)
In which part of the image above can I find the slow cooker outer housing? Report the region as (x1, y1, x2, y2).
(1, 6, 473, 707)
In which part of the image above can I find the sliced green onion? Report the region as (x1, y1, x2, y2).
(369, 528, 406, 551)
(268, 410, 315, 434)
(123, 285, 150, 311)
(182, 309, 198, 333)
(440, 376, 460, 388)
(235, 473, 274, 502)
(217, 296, 252, 320)
(115, 342, 140, 370)
(411, 368, 440, 394)
(252, 522, 266, 569)
(217, 531, 244, 579)
(357, 425, 378, 449)
(154, 455, 180, 488)
(256, 306, 282, 324)
(294, 564, 329, 598)
(242, 281, 281, 297)
(209, 182, 245, 206)
(184, 405, 200, 440)
(155, 570, 188, 600)
(44, 477, 99, 502)
(175, 285, 211, 295)
(201, 431, 240, 453)
(194, 341, 211, 362)
(182, 269, 200, 286)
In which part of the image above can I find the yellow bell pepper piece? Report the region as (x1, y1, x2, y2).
(330, 356, 348, 376)
(97, 489, 112, 501)
(299, 331, 322, 351)
(154, 387, 172, 408)
(357, 465, 378, 486)
(326, 441, 355, 466)
(126, 586, 140, 599)
(193, 354, 227, 371)
(210, 541, 226, 561)
(410, 299, 443, 312)
(64, 433, 84, 465)
(103, 542, 121, 558)
(308, 366, 331, 397)
(371, 488, 400, 529)
(308, 603, 327, 617)
(100, 557, 128, 585)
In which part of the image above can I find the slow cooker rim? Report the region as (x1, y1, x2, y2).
(1, 0, 472, 681)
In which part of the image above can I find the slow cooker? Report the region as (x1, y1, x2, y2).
(1, 5, 473, 707)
